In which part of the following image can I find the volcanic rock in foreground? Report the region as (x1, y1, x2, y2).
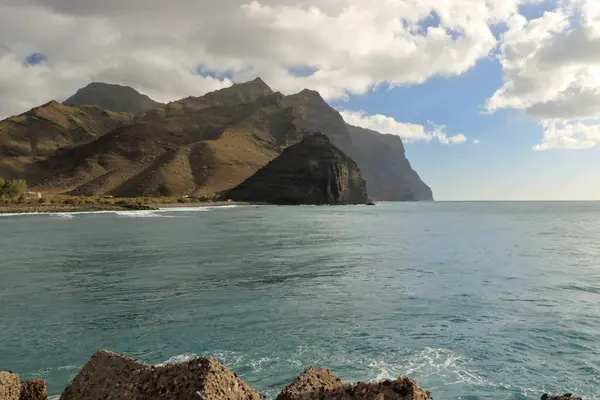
(277, 369, 431, 400)
(224, 133, 368, 205)
(19, 379, 48, 400)
(541, 394, 583, 400)
(59, 350, 263, 400)
(0, 371, 20, 400)
(277, 367, 343, 400)
(0, 372, 48, 400)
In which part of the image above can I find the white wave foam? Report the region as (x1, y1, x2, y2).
(157, 207, 212, 212)
(401, 348, 490, 388)
(0, 210, 114, 218)
(158, 353, 198, 365)
(158, 205, 243, 212)
(250, 356, 280, 373)
(114, 210, 162, 218)
(50, 213, 75, 219)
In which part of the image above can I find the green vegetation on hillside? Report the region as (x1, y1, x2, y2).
(0, 178, 28, 199)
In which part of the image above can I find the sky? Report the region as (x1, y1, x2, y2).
(1, 0, 600, 200)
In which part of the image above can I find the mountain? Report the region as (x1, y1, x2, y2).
(1, 79, 433, 200)
(63, 82, 163, 114)
(31, 88, 308, 197)
(224, 133, 368, 205)
(0, 101, 133, 181)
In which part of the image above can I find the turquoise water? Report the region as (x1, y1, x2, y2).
(0, 203, 599, 399)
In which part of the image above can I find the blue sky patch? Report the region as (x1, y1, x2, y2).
(288, 66, 318, 78)
(24, 53, 47, 66)
(195, 64, 233, 80)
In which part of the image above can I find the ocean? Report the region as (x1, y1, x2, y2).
(0, 202, 598, 399)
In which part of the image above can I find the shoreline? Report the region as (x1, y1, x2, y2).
(1, 349, 580, 400)
(0, 201, 249, 215)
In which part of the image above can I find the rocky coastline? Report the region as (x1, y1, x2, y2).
(0, 350, 583, 400)
(0, 203, 158, 214)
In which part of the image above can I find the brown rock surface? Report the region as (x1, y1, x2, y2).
(0, 372, 20, 400)
(60, 350, 263, 400)
(59, 350, 149, 400)
(224, 133, 368, 205)
(3, 79, 432, 201)
(63, 82, 163, 114)
(277, 373, 430, 400)
(19, 379, 48, 400)
(276, 367, 343, 400)
(541, 394, 583, 400)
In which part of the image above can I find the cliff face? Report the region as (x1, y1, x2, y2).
(63, 82, 163, 114)
(281, 90, 432, 201)
(224, 133, 368, 205)
(345, 125, 433, 201)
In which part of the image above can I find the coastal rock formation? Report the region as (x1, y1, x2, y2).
(0, 373, 47, 400)
(3, 352, 586, 400)
(0, 372, 20, 400)
(19, 380, 47, 400)
(281, 89, 432, 201)
(276, 373, 431, 400)
(224, 133, 368, 205)
(541, 394, 583, 400)
(344, 125, 433, 201)
(276, 367, 343, 400)
(64, 82, 163, 114)
(60, 349, 263, 400)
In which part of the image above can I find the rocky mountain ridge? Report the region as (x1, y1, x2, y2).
(0, 79, 433, 201)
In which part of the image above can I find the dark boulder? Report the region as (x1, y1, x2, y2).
(19, 379, 48, 400)
(541, 394, 582, 400)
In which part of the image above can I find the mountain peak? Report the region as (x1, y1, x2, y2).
(229, 77, 272, 93)
(198, 78, 274, 105)
(63, 82, 163, 114)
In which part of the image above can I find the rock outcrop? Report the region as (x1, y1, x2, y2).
(276, 372, 431, 400)
(60, 349, 263, 400)
(276, 367, 343, 400)
(281, 89, 432, 201)
(2, 352, 586, 400)
(0, 372, 20, 400)
(63, 82, 163, 114)
(0, 373, 47, 400)
(224, 133, 368, 205)
(541, 394, 583, 400)
(19, 380, 47, 400)
(344, 125, 433, 201)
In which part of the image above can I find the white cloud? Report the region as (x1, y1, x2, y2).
(487, 0, 600, 150)
(473, 139, 480, 144)
(339, 110, 467, 145)
(0, 0, 531, 118)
